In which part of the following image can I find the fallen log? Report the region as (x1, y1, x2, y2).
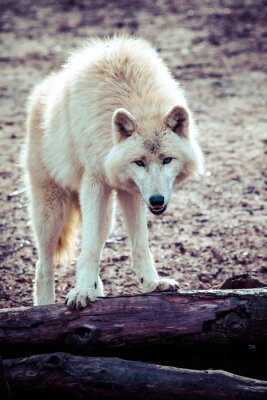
(0, 289, 267, 359)
(4, 352, 267, 400)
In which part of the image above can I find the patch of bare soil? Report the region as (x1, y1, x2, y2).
(0, 0, 266, 308)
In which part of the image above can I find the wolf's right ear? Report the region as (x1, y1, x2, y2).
(112, 108, 137, 142)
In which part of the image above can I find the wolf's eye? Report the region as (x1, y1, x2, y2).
(163, 157, 172, 165)
(135, 160, 145, 167)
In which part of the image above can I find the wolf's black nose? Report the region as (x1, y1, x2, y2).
(149, 195, 165, 207)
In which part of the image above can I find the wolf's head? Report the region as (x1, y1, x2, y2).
(104, 105, 204, 215)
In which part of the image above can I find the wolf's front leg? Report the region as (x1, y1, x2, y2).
(118, 190, 179, 293)
(66, 176, 111, 310)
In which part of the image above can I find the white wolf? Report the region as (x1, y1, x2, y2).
(24, 35, 203, 309)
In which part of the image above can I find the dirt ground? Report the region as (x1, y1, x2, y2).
(0, 0, 266, 309)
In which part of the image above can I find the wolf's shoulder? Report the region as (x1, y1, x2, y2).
(68, 34, 158, 62)
(64, 35, 164, 78)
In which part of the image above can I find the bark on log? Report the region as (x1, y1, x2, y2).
(4, 352, 267, 400)
(1, 289, 267, 358)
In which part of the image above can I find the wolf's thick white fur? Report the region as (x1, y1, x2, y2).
(24, 35, 203, 309)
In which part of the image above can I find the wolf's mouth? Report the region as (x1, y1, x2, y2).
(149, 205, 167, 215)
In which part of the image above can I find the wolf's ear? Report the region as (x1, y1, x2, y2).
(164, 105, 189, 138)
(112, 108, 137, 142)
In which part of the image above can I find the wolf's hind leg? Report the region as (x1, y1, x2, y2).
(30, 180, 74, 305)
(118, 190, 179, 293)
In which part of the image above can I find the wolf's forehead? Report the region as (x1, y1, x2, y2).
(142, 137, 162, 154)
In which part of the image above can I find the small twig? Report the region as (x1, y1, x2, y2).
(7, 188, 26, 200)
(105, 236, 127, 244)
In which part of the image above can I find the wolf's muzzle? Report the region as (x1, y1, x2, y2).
(149, 205, 167, 215)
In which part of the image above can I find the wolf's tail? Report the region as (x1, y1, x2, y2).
(54, 200, 81, 266)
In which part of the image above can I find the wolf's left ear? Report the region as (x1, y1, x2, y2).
(112, 108, 137, 142)
(164, 105, 189, 138)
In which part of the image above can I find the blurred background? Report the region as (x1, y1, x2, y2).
(0, 0, 266, 308)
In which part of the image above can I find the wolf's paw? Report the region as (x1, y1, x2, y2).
(155, 277, 180, 292)
(141, 277, 180, 293)
(65, 280, 104, 310)
(65, 287, 97, 310)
